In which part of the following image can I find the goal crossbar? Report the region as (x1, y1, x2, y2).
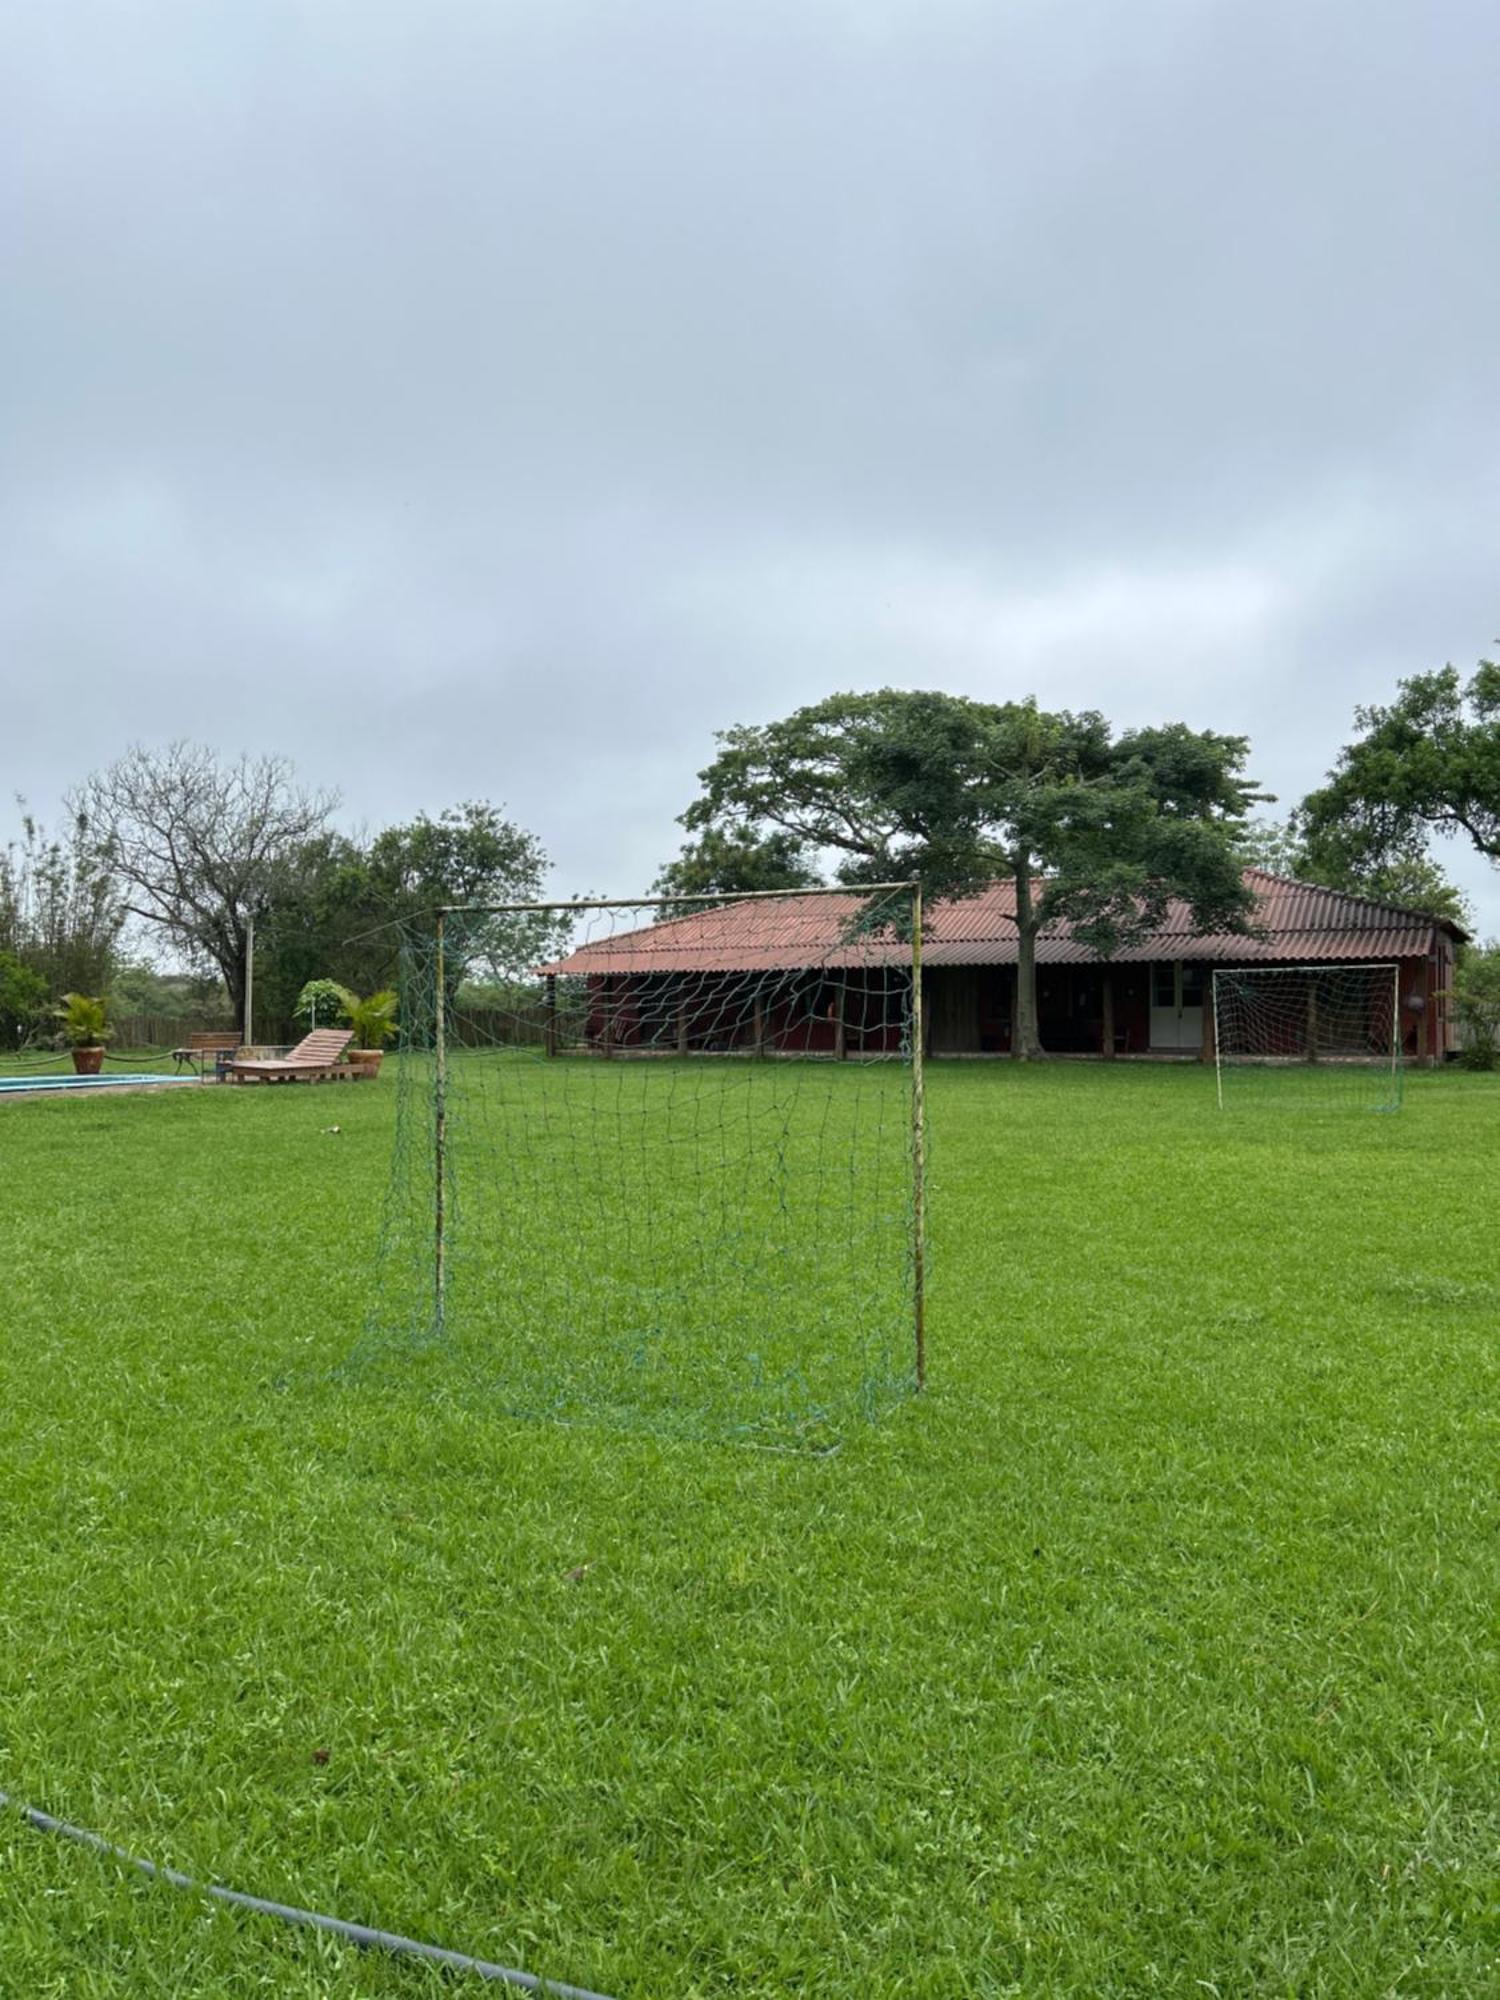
(435, 881, 920, 915)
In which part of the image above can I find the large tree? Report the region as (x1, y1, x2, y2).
(366, 800, 551, 913)
(678, 690, 1265, 1057)
(250, 803, 568, 1033)
(1299, 659, 1500, 871)
(249, 831, 387, 1034)
(366, 801, 572, 983)
(77, 744, 335, 1027)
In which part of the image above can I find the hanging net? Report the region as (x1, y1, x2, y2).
(349, 888, 924, 1449)
(1212, 964, 1403, 1111)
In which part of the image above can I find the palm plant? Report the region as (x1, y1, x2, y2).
(341, 987, 399, 1051)
(53, 991, 113, 1048)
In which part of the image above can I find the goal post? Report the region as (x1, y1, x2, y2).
(352, 883, 926, 1448)
(1212, 963, 1403, 1111)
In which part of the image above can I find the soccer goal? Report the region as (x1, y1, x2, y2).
(351, 884, 927, 1448)
(1212, 963, 1403, 1111)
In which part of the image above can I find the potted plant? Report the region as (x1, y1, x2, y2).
(54, 992, 113, 1074)
(341, 988, 398, 1076)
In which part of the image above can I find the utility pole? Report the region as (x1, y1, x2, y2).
(243, 914, 255, 1050)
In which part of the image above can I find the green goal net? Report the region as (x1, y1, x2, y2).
(1212, 963, 1403, 1111)
(349, 887, 926, 1449)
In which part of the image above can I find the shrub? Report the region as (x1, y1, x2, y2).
(295, 978, 356, 1028)
(1445, 943, 1500, 1070)
(0, 950, 49, 1049)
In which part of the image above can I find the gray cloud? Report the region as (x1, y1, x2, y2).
(4, 0, 1498, 926)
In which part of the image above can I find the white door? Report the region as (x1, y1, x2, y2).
(1151, 961, 1205, 1050)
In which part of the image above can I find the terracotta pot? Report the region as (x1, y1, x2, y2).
(349, 1048, 384, 1078)
(71, 1046, 106, 1075)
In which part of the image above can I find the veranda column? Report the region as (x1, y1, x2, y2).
(1422, 955, 1436, 1067)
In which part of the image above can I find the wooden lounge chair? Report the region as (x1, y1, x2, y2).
(227, 1028, 356, 1085)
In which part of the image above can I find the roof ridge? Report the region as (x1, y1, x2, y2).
(1240, 865, 1459, 933)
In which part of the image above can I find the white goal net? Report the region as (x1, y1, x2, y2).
(1212, 964, 1403, 1111)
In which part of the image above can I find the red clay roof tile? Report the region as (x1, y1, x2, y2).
(542, 870, 1459, 977)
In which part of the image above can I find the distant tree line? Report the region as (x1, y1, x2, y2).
(0, 743, 559, 1047)
(4, 648, 1496, 1057)
(0, 808, 126, 1045)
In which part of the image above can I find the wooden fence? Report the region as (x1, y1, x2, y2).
(449, 1004, 552, 1048)
(111, 1014, 238, 1048)
(108, 1016, 302, 1048)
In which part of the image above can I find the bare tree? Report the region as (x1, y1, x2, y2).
(77, 744, 336, 1025)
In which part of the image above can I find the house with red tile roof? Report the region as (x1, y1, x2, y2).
(544, 870, 1465, 1062)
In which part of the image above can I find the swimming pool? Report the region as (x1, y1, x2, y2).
(0, 1072, 201, 1096)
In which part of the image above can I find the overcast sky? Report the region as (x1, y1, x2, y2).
(5, 0, 1498, 931)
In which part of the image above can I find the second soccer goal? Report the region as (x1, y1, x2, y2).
(1212, 963, 1403, 1111)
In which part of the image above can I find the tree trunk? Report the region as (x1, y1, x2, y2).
(198, 910, 252, 1035)
(1012, 859, 1045, 1060)
(219, 919, 251, 1036)
(223, 957, 247, 1034)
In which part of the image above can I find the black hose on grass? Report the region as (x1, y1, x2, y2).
(1, 1789, 618, 2000)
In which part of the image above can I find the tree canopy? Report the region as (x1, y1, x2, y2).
(1299, 660, 1500, 873)
(653, 827, 821, 904)
(73, 752, 566, 1036)
(77, 744, 335, 1026)
(0, 806, 124, 1010)
(365, 801, 571, 987)
(1238, 817, 1472, 930)
(253, 803, 569, 1026)
(678, 690, 1266, 1055)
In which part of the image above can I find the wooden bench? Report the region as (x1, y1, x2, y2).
(171, 1031, 242, 1078)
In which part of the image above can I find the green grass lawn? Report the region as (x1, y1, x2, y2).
(2, 1060, 1498, 1996)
